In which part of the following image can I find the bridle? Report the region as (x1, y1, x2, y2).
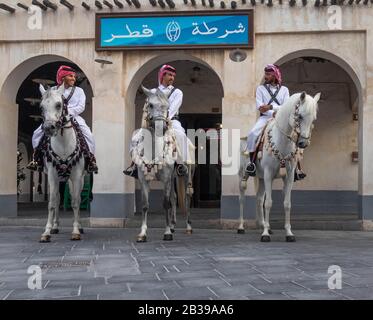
(143, 101, 170, 129)
(274, 101, 312, 145)
(42, 95, 73, 136)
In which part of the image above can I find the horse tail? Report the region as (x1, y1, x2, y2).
(176, 175, 186, 215)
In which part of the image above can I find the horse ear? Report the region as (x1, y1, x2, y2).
(39, 84, 46, 96)
(300, 91, 306, 102)
(141, 85, 152, 97)
(314, 92, 321, 104)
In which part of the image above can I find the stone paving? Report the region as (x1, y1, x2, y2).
(1, 226, 373, 300)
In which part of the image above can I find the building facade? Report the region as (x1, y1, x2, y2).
(0, 0, 372, 229)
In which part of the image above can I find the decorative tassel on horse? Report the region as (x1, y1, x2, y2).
(279, 159, 287, 177)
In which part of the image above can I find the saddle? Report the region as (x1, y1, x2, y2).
(242, 119, 273, 163)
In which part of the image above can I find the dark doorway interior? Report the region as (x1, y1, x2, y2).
(180, 113, 222, 208)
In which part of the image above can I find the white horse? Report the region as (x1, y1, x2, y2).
(38, 84, 86, 242)
(238, 91, 321, 242)
(134, 86, 195, 242)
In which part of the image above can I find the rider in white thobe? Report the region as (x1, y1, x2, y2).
(245, 64, 289, 176)
(124, 64, 194, 178)
(28, 65, 97, 173)
(31, 86, 95, 154)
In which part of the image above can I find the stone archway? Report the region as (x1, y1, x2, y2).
(269, 49, 363, 220)
(0, 55, 93, 217)
(124, 53, 224, 216)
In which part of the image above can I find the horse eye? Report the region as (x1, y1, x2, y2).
(148, 103, 153, 109)
(56, 103, 62, 109)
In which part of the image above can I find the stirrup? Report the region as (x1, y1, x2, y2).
(26, 160, 39, 171)
(123, 165, 138, 179)
(245, 162, 256, 177)
(176, 164, 188, 176)
(87, 162, 98, 174)
(294, 170, 306, 182)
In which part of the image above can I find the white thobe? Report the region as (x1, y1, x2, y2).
(247, 84, 290, 152)
(131, 85, 194, 164)
(32, 86, 95, 154)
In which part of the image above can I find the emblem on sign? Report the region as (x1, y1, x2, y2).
(166, 21, 181, 42)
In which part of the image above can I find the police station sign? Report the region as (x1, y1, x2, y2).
(95, 10, 253, 51)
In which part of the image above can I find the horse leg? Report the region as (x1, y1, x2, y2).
(256, 178, 266, 231)
(51, 193, 60, 234)
(185, 172, 193, 235)
(40, 172, 58, 243)
(283, 171, 296, 242)
(170, 178, 177, 233)
(137, 180, 149, 242)
(163, 177, 173, 241)
(261, 170, 273, 242)
(70, 175, 84, 241)
(237, 175, 246, 234)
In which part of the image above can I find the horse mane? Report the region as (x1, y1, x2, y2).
(277, 92, 318, 121)
(155, 88, 170, 107)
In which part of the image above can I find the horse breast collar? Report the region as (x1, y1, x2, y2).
(44, 118, 85, 181)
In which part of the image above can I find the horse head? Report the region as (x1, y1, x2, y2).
(39, 84, 66, 137)
(141, 85, 170, 135)
(291, 91, 321, 149)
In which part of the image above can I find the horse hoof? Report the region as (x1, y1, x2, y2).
(136, 235, 147, 243)
(185, 229, 193, 235)
(268, 229, 274, 235)
(50, 229, 59, 234)
(286, 236, 296, 242)
(79, 228, 84, 234)
(71, 233, 81, 241)
(260, 235, 271, 242)
(163, 234, 173, 241)
(40, 235, 51, 243)
(237, 229, 245, 234)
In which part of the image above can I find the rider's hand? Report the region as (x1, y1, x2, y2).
(259, 105, 271, 113)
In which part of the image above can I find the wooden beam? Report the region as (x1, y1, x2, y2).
(114, 0, 124, 8)
(103, 0, 113, 8)
(31, 0, 47, 10)
(81, 2, 90, 10)
(165, 0, 175, 7)
(132, 0, 141, 7)
(60, 0, 74, 10)
(43, 0, 58, 10)
(0, 3, 15, 13)
(17, 2, 29, 10)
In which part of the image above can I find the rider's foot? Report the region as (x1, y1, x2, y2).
(123, 164, 138, 179)
(87, 161, 98, 174)
(26, 160, 39, 171)
(294, 170, 306, 182)
(176, 164, 188, 176)
(245, 162, 256, 177)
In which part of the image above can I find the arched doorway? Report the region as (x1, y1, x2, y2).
(0, 55, 93, 218)
(270, 50, 362, 222)
(125, 55, 224, 219)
